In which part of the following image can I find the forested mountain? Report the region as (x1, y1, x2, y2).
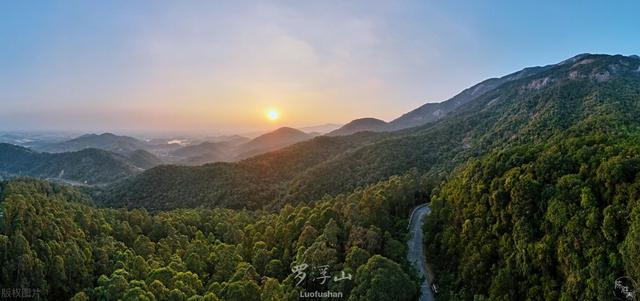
(99, 131, 389, 209)
(417, 54, 640, 300)
(0, 173, 423, 300)
(103, 54, 640, 211)
(236, 127, 313, 160)
(327, 118, 388, 136)
(169, 141, 235, 165)
(39, 133, 150, 154)
(0, 143, 141, 184)
(167, 128, 316, 165)
(285, 54, 640, 201)
(385, 59, 559, 130)
(125, 149, 163, 170)
(329, 58, 558, 135)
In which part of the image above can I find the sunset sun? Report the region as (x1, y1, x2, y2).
(266, 109, 280, 121)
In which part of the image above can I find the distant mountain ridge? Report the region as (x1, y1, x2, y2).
(170, 141, 235, 165)
(236, 127, 313, 159)
(165, 127, 315, 164)
(0, 143, 141, 184)
(39, 132, 150, 154)
(299, 123, 342, 134)
(327, 118, 388, 136)
(330, 60, 558, 136)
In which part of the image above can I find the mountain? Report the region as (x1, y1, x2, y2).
(165, 129, 314, 165)
(97, 131, 388, 209)
(97, 54, 640, 211)
(0, 132, 76, 149)
(386, 63, 557, 130)
(299, 123, 343, 134)
(125, 149, 163, 169)
(169, 141, 235, 164)
(327, 60, 555, 135)
(287, 54, 640, 200)
(0, 143, 141, 184)
(327, 118, 388, 136)
(422, 54, 640, 299)
(39, 133, 150, 154)
(213, 135, 250, 144)
(235, 127, 313, 159)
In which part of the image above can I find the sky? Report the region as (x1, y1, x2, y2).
(1, 0, 639, 135)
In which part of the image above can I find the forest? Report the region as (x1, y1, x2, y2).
(425, 97, 640, 299)
(0, 171, 426, 300)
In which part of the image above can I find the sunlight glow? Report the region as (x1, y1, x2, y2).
(266, 109, 280, 121)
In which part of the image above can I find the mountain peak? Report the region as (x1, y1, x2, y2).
(271, 127, 307, 135)
(236, 127, 312, 159)
(327, 118, 388, 136)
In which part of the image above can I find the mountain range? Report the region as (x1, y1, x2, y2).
(96, 53, 640, 210)
(3, 53, 640, 301)
(38, 132, 150, 154)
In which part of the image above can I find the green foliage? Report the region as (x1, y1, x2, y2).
(425, 128, 640, 299)
(348, 255, 418, 301)
(0, 174, 423, 300)
(98, 132, 388, 210)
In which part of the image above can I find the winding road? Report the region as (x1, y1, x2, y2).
(407, 204, 435, 301)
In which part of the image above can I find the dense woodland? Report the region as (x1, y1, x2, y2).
(0, 172, 425, 300)
(424, 60, 640, 299)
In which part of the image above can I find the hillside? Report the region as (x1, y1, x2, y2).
(386, 61, 557, 130)
(39, 132, 150, 154)
(0, 143, 141, 184)
(235, 127, 313, 159)
(125, 149, 163, 169)
(327, 118, 388, 136)
(170, 141, 235, 164)
(98, 131, 389, 209)
(100, 54, 640, 210)
(284, 54, 640, 201)
(423, 55, 640, 300)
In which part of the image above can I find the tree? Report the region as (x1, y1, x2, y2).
(222, 281, 260, 301)
(261, 277, 285, 301)
(349, 255, 417, 301)
(345, 247, 370, 270)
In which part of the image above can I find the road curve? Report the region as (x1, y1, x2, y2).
(407, 204, 434, 301)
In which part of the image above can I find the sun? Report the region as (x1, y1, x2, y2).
(266, 109, 279, 121)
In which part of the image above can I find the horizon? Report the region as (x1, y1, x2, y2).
(1, 1, 640, 134)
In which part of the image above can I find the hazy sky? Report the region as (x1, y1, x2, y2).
(1, 1, 639, 134)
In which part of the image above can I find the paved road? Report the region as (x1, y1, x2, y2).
(407, 204, 434, 301)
